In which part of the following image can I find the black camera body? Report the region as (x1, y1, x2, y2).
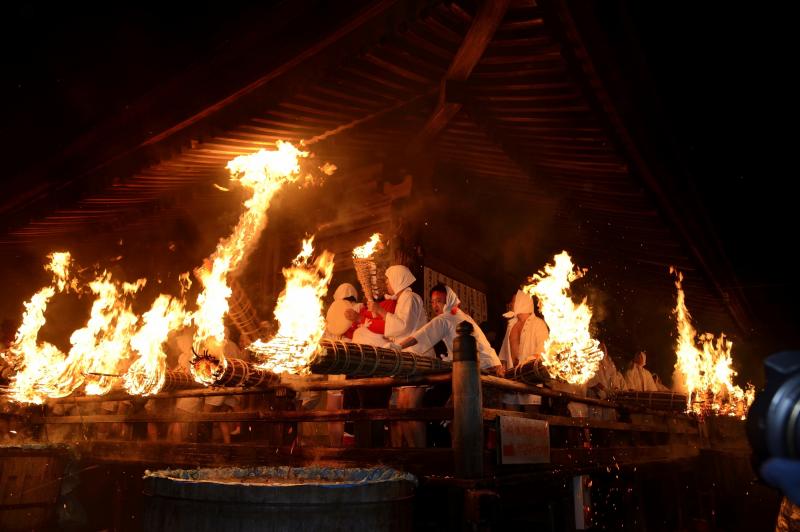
(747, 351, 800, 464)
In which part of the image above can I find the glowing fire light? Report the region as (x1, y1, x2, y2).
(3, 255, 150, 401)
(124, 295, 187, 396)
(78, 276, 146, 396)
(2, 253, 73, 403)
(3, 141, 331, 399)
(523, 251, 603, 385)
(248, 237, 334, 375)
(353, 233, 382, 259)
(670, 268, 754, 417)
(192, 142, 311, 383)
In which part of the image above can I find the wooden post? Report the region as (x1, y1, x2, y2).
(452, 320, 483, 478)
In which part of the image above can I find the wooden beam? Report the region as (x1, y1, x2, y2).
(483, 408, 699, 435)
(408, 0, 512, 150)
(305, 91, 434, 146)
(46, 373, 453, 405)
(33, 407, 453, 425)
(73, 440, 456, 473)
(70, 440, 699, 473)
(33, 404, 698, 436)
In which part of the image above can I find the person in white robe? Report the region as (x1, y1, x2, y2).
(326, 282, 362, 341)
(398, 285, 502, 374)
(624, 351, 659, 392)
(364, 265, 428, 345)
(587, 343, 626, 399)
(586, 343, 626, 420)
(356, 265, 429, 447)
(499, 290, 549, 410)
(319, 282, 362, 445)
(397, 285, 503, 439)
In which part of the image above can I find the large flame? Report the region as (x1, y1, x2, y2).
(192, 142, 310, 379)
(77, 276, 146, 396)
(2, 253, 74, 403)
(4, 256, 194, 402)
(353, 233, 382, 259)
(670, 268, 754, 417)
(3, 141, 329, 400)
(248, 237, 334, 374)
(523, 251, 603, 385)
(2, 257, 149, 401)
(123, 295, 187, 395)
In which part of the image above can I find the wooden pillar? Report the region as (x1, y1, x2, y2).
(452, 320, 484, 478)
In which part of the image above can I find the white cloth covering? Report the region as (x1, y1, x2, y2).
(624, 363, 659, 392)
(512, 289, 534, 315)
(498, 318, 514, 368)
(385, 265, 416, 295)
(498, 290, 541, 366)
(333, 283, 358, 301)
(517, 315, 549, 366)
(410, 286, 500, 370)
(587, 354, 627, 398)
(351, 327, 390, 347)
(383, 265, 427, 351)
(499, 291, 548, 405)
(384, 289, 427, 345)
(501, 314, 549, 405)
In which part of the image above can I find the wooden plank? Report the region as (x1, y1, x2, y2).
(446, 0, 513, 80)
(32, 407, 453, 425)
(73, 440, 454, 474)
(484, 408, 699, 435)
(71, 440, 699, 477)
(35, 403, 697, 436)
(46, 373, 453, 405)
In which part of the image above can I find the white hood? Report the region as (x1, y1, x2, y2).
(333, 283, 358, 301)
(385, 265, 416, 296)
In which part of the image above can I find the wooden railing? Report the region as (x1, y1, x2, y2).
(2, 325, 708, 480)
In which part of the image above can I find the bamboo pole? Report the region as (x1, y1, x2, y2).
(162, 370, 203, 391)
(192, 351, 280, 388)
(310, 340, 451, 377)
(506, 358, 551, 385)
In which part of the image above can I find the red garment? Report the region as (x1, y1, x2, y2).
(343, 321, 358, 340)
(358, 299, 397, 334)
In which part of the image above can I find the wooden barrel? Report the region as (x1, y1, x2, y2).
(143, 466, 417, 532)
(0, 445, 70, 531)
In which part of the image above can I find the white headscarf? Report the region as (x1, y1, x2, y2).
(502, 290, 534, 320)
(443, 285, 460, 314)
(385, 265, 416, 296)
(333, 283, 358, 301)
(512, 290, 533, 315)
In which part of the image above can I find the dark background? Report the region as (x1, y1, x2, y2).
(0, 1, 792, 384)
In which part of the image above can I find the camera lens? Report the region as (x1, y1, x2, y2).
(767, 372, 800, 458)
(747, 351, 800, 462)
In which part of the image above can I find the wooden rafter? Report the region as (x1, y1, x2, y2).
(407, 0, 512, 151)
